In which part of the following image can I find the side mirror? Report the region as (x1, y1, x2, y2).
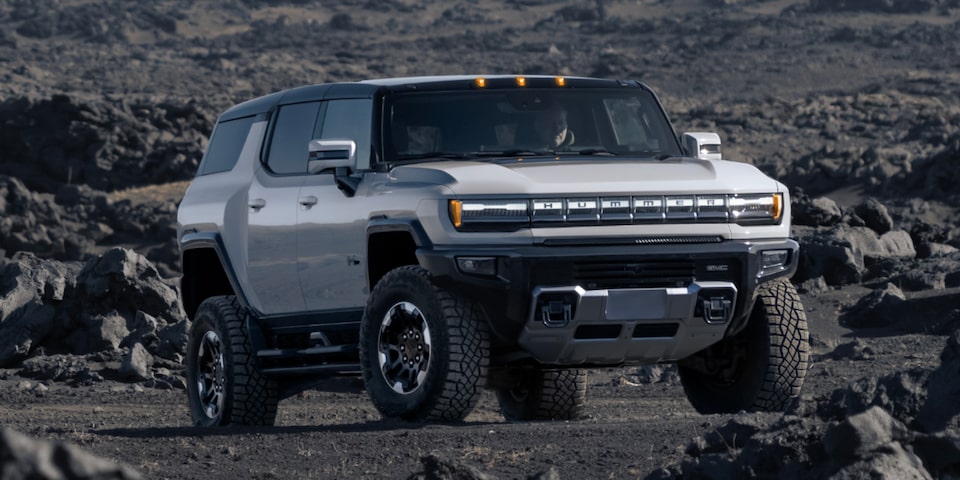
(681, 132, 722, 161)
(308, 139, 356, 174)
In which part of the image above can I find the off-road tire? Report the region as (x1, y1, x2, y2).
(678, 279, 808, 414)
(186, 295, 278, 426)
(359, 266, 489, 421)
(496, 369, 588, 421)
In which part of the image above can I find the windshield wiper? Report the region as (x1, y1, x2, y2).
(394, 152, 474, 162)
(571, 148, 616, 156)
(471, 150, 553, 157)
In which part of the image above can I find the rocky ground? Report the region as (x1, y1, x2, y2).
(3, 0, 960, 478)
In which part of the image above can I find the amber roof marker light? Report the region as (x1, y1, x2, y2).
(475, 77, 486, 88)
(555, 76, 566, 87)
(516, 76, 526, 87)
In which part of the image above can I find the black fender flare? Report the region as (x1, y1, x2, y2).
(180, 231, 252, 318)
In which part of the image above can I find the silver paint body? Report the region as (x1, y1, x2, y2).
(178, 80, 795, 365)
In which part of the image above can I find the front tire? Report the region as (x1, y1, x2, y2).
(495, 369, 587, 421)
(359, 266, 489, 421)
(186, 295, 278, 426)
(678, 279, 808, 414)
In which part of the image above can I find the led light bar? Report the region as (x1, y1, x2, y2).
(449, 193, 783, 231)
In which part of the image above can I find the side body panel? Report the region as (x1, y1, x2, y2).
(247, 169, 306, 314)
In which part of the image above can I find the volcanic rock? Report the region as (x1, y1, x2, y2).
(917, 329, 960, 433)
(119, 343, 153, 381)
(0, 252, 80, 366)
(19, 354, 101, 385)
(631, 364, 679, 384)
(842, 283, 906, 328)
(0, 427, 141, 479)
(807, 0, 940, 14)
(0, 249, 186, 369)
(792, 194, 843, 227)
(816, 368, 928, 429)
(0, 94, 210, 194)
(855, 197, 895, 235)
(795, 226, 916, 286)
(823, 406, 910, 458)
(408, 454, 495, 480)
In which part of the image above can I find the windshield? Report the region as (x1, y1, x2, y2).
(382, 88, 682, 163)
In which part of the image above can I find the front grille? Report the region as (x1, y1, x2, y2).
(574, 259, 696, 289)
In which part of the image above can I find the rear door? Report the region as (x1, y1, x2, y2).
(245, 100, 322, 315)
(297, 98, 373, 312)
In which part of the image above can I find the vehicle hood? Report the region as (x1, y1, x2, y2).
(388, 158, 781, 195)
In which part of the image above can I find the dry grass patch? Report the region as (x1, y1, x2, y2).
(109, 181, 191, 205)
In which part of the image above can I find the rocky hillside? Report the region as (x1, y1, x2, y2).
(2, 0, 960, 478)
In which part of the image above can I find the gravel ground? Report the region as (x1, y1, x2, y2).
(0, 292, 950, 479)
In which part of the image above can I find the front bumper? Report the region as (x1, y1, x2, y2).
(417, 238, 798, 366)
(518, 281, 737, 364)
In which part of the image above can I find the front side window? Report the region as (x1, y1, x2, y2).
(318, 99, 373, 170)
(266, 101, 321, 174)
(382, 89, 680, 164)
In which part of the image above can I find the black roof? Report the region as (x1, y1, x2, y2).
(218, 75, 648, 122)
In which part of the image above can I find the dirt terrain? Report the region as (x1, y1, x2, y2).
(2, 0, 960, 478)
(0, 323, 946, 479)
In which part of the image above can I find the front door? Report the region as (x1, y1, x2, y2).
(297, 98, 372, 312)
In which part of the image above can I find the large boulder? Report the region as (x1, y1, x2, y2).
(0, 253, 80, 366)
(792, 194, 843, 227)
(854, 197, 895, 235)
(816, 368, 928, 426)
(823, 408, 930, 480)
(842, 283, 907, 328)
(795, 225, 916, 286)
(70, 248, 182, 320)
(650, 400, 958, 479)
(0, 249, 187, 370)
(58, 248, 187, 359)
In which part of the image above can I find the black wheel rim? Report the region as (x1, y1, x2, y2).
(378, 301, 432, 395)
(196, 330, 225, 419)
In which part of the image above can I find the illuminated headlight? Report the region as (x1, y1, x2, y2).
(449, 199, 529, 231)
(729, 194, 783, 225)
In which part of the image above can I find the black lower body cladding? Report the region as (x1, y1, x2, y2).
(417, 238, 799, 361)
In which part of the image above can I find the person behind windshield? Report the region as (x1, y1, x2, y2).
(533, 104, 574, 149)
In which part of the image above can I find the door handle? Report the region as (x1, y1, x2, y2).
(248, 198, 266, 211)
(299, 196, 318, 207)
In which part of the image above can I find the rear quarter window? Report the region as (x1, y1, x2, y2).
(197, 115, 256, 176)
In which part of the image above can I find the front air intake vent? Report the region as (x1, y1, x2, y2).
(631, 236, 723, 245)
(542, 236, 723, 247)
(632, 323, 679, 338)
(574, 260, 695, 290)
